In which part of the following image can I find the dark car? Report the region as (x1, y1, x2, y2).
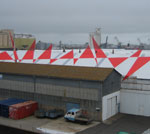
(45, 109, 64, 119)
(34, 109, 46, 118)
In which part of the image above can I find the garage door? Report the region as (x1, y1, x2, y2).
(120, 90, 150, 116)
(107, 96, 117, 119)
(102, 91, 120, 121)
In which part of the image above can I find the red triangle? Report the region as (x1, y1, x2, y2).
(22, 40, 36, 60)
(123, 57, 150, 80)
(60, 50, 73, 59)
(74, 58, 78, 64)
(29, 40, 36, 50)
(38, 45, 52, 59)
(92, 37, 107, 58)
(33, 59, 36, 63)
(109, 57, 128, 68)
(0, 52, 13, 60)
(80, 46, 94, 58)
(50, 59, 57, 64)
(131, 50, 142, 57)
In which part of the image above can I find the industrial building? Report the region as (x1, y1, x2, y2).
(120, 77, 150, 117)
(1, 30, 150, 122)
(0, 29, 14, 49)
(14, 34, 36, 50)
(0, 62, 121, 121)
(0, 29, 35, 50)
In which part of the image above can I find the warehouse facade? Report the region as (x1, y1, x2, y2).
(0, 62, 121, 121)
(120, 77, 150, 117)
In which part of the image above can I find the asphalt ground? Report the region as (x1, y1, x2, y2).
(0, 114, 150, 134)
(0, 125, 37, 134)
(77, 114, 150, 134)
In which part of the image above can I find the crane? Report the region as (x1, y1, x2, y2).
(114, 36, 121, 48)
(137, 38, 142, 45)
(137, 38, 144, 49)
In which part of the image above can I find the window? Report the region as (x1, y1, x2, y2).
(67, 112, 71, 115)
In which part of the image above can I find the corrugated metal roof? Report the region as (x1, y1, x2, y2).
(0, 62, 116, 81)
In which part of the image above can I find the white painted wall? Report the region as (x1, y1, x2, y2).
(102, 91, 120, 121)
(120, 89, 150, 116)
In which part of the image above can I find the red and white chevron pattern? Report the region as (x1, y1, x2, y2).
(0, 35, 150, 80)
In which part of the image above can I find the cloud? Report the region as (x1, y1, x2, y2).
(0, 0, 150, 43)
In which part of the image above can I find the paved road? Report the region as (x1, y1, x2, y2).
(0, 125, 37, 134)
(78, 115, 150, 134)
(1, 115, 150, 134)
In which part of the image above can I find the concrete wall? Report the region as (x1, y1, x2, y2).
(121, 78, 150, 91)
(0, 71, 121, 121)
(36, 77, 100, 101)
(120, 89, 150, 116)
(0, 87, 101, 120)
(120, 78, 150, 117)
(0, 74, 100, 101)
(0, 74, 101, 120)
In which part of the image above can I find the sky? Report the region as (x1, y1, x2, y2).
(0, 0, 150, 44)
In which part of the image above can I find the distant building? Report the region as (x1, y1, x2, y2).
(0, 29, 14, 49)
(36, 41, 50, 50)
(0, 29, 36, 50)
(89, 28, 101, 48)
(14, 34, 36, 50)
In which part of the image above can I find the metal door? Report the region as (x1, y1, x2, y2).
(66, 103, 80, 111)
(107, 98, 112, 119)
(111, 96, 117, 116)
(107, 96, 117, 119)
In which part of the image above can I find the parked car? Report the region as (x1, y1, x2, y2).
(45, 109, 64, 119)
(64, 108, 92, 124)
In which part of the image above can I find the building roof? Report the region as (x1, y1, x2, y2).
(0, 62, 118, 81)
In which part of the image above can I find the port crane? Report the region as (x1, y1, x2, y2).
(114, 36, 121, 48)
(137, 38, 144, 49)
